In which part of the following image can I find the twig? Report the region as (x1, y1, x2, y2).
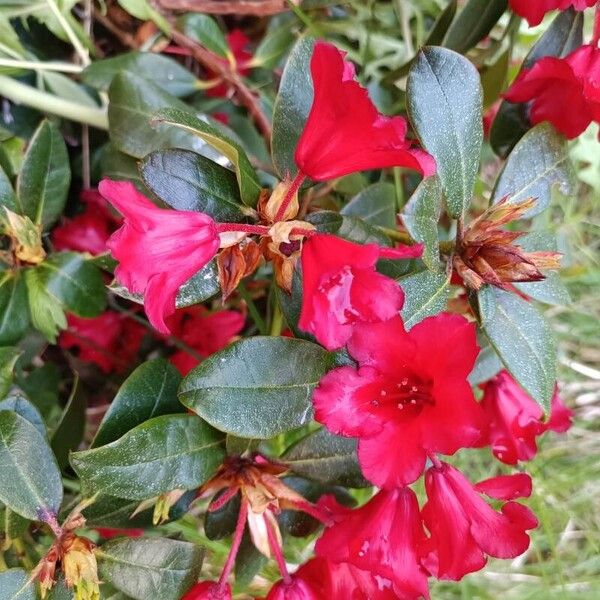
(46, 0, 90, 66)
(156, 0, 290, 15)
(92, 6, 138, 49)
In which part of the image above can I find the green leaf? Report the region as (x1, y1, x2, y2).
(179, 337, 333, 438)
(0, 395, 45, 437)
(480, 47, 510, 108)
(117, 0, 171, 34)
(341, 182, 397, 228)
(443, 0, 507, 54)
(0, 346, 21, 397)
(204, 492, 240, 540)
(283, 428, 368, 488)
(478, 285, 556, 411)
(252, 21, 295, 69)
(468, 340, 503, 385)
(234, 533, 267, 588)
(176, 260, 221, 308)
(0, 164, 17, 212)
(407, 47, 483, 218)
(0, 273, 30, 345)
(24, 267, 67, 343)
(83, 52, 198, 97)
(36, 252, 107, 317)
(400, 270, 451, 329)
(153, 108, 261, 206)
(271, 36, 315, 179)
(16, 120, 70, 228)
(306, 211, 391, 246)
(0, 569, 37, 600)
(140, 149, 248, 222)
(0, 411, 63, 521)
(401, 176, 443, 270)
(97, 537, 204, 600)
(178, 14, 229, 57)
(93, 359, 183, 448)
(50, 377, 86, 469)
(4, 508, 31, 545)
(490, 9, 584, 157)
(426, 0, 458, 46)
(492, 123, 576, 217)
(71, 414, 225, 500)
(42, 72, 98, 108)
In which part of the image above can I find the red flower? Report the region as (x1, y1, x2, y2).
(167, 307, 245, 375)
(266, 558, 399, 600)
(313, 313, 485, 486)
(421, 462, 538, 581)
(181, 581, 231, 600)
(206, 29, 252, 99)
(59, 311, 145, 373)
(315, 489, 430, 599)
(298, 234, 422, 350)
(99, 179, 220, 334)
(504, 44, 600, 138)
(480, 371, 573, 465)
(294, 41, 435, 181)
(95, 527, 144, 539)
(52, 189, 120, 255)
(509, 0, 596, 27)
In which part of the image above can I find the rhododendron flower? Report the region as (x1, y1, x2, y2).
(299, 234, 422, 350)
(59, 312, 145, 373)
(313, 314, 486, 486)
(294, 41, 435, 181)
(52, 188, 120, 255)
(504, 45, 600, 139)
(480, 371, 573, 464)
(207, 29, 253, 99)
(421, 462, 538, 581)
(509, 0, 596, 27)
(99, 179, 220, 334)
(166, 306, 245, 375)
(181, 581, 231, 600)
(95, 527, 143, 539)
(315, 489, 430, 599)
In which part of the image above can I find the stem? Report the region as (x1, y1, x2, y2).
(217, 223, 270, 235)
(0, 76, 108, 129)
(274, 173, 306, 223)
(238, 282, 267, 335)
(269, 298, 283, 337)
(218, 500, 249, 590)
(45, 0, 90, 66)
(427, 452, 443, 469)
(0, 59, 83, 73)
(265, 515, 291, 584)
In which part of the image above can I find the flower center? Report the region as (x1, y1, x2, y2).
(370, 375, 434, 415)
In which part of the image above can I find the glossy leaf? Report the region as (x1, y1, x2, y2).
(71, 414, 225, 500)
(140, 149, 247, 222)
(492, 123, 576, 217)
(481, 47, 510, 108)
(153, 108, 261, 206)
(0, 346, 21, 397)
(468, 341, 504, 385)
(97, 537, 204, 600)
(401, 176, 443, 270)
(50, 377, 86, 469)
(16, 120, 70, 228)
(24, 267, 67, 343)
(0, 274, 29, 345)
(204, 492, 240, 540)
(176, 260, 221, 307)
(306, 211, 391, 246)
(178, 14, 229, 57)
(444, 0, 507, 54)
(0, 395, 45, 437)
(407, 47, 483, 218)
(235, 533, 267, 587)
(341, 182, 397, 228)
(0, 569, 37, 600)
(426, 0, 458, 46)
(252, 21, 295, 69)
(83, 52, 199, 96)
(283, 428, 368, 488)
(478, 285, 556, 411)
(179, 337, 333, 438)
(0, 411, 63, 521)
(0, 164, 17, 212)
(92, 359, 183, 448)
(400, 270, 451, 329)
(271, 36, 315, 179)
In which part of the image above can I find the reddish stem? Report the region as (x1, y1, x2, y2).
(217, 499, 249, 590)
(265, 514, 291, 585)
(427, 452, 443, 470)
(217, 223, 270, 235)
(274, 172, 307, 223)
(209, 487, 240, 512)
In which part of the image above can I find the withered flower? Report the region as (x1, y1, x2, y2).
(217, 238, 263, 300)
(454, 197, 561, 291)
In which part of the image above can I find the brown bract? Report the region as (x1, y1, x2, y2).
(217, 239, 263, 300)
(454, 197, 561, 291)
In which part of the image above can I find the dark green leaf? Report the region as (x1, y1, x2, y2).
(0, 164, 17, 212)
(276, 267, 311, 341)
(0, 411, 62, 520)
(0, 569, 37, 600)
(400, 270, 451, 329)
(426, 0, 458, 46)
(407, 47, 483, 218)
(271, 36, 315, 179)
(204, 492, 240, 540)
(0, 273, 30, 345)
(4, 508, 30, 544)
(283, 428, 368, 488)
(481, 47, 510, 108)
(153, 108, 261, 206)
(478, 285, 556, 411)
(252, 21, 295, 69)
(341, 182, 397, 228)
(16, 120, 70, 228)
(97, 537, 204, 600)
(0, 346, 21, 397)
(140, 149, 248, 222)
(492, 123, 575, 217)
(101, 142, 147, 189)
(176, 260, 221, 308)
(179, 337, 333, 438)
(0, 395, 45, 437)
(401, 176, 443, 270)
(468, 341, 503, 385)
(36, 252, 107, 317)
(50, 377, 86, 469)
(83, 52, 199, 97)
(178, 14, 229, 57)
(234, 533, 267, 588)
(93, 359, 183, 448)
(71, 414, 225, 500)
(444, 0, 507, 54)
(306, 211, 391, 246)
